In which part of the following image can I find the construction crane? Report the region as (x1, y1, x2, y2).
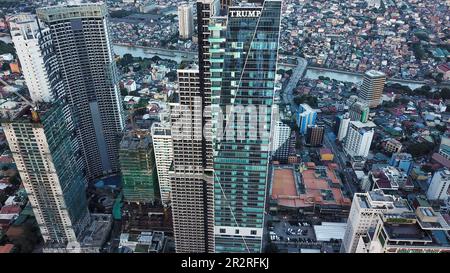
(0, 78, 39, 122)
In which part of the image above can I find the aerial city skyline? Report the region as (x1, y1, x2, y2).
(0, 0, 449, 255)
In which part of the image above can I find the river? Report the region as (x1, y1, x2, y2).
(113, 44, 426, 90)
(113, 44, 197, 63)
(305, 67, 425, 90)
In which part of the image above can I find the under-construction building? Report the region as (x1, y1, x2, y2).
(119, 131, 159, 204)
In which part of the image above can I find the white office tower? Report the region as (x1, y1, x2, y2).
(178, 3, 194, 39)
(37, 4, 125, 181)
(358, 70, 386, 108)
(9, 14, 63, 102)
(336, 113, 350, 141)
(271, 105, 291, 161)
(151, 122, 174, 206)
(426, 169, 450, 201)
(344, 121, 376, 158)
(341, 190, 410, 253)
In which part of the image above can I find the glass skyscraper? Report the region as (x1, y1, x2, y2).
(210, 0, 282, 253)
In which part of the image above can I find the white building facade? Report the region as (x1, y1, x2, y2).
(178, 4, 194, 39)
(271, 120, 291, 161)
(9, 14, 63, 102)
(427, 169, 450, 201)
(336, 113, 350, 141)
(151, 122, 174, 206)
(341, 190, 410, 253)
(344, 121, 375, 158)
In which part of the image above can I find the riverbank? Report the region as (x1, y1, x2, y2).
(113, 44, 427, 89)
(113, 44, 196, 63)
(305, 67, 426, 90)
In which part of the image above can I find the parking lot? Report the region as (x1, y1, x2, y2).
(269, 219, 316, 244)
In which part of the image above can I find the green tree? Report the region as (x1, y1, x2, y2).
(421, 165, 433, 173)
(119, 53, 134, 67)
(441, 88, 450, 100)
(293, 95, 318, 107)
(435, 124, 447, 133)
(435, 73, 443, 84)
(1, 63, 9, 71)
(407, 142, 435, 157)
(0, 191, 7, 205)
(414, 32, 429, 41)
(151, 55, 161, 62)
(166, 71, 177, 82)
(0, 41, 15, 55)
(120, 87, 128, 97)
(411, 43, 426, 60)
(110, 10, 132, 18)
(8, 175, 20, 187)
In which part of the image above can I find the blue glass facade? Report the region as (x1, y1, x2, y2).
(389, 153, 413, 175)
(296, 104, 317, 135)
(210, 0, 281, 253)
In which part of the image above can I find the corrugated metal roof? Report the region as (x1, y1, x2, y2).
(313, 222, 347, 241)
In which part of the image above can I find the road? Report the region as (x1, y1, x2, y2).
(281, 57, 308, 110)
(323, 125, 359, 197)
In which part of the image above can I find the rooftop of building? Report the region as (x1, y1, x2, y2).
(0, 99, 62, 124)
(43, 213, 112, 252)
(120, 131, 152, 151)
(371, 168, 401, 190)
(121, 202, 173, 233)
(350, 120, 377, 129)
(437, 168, 450, 176)
(351, 100, 369, 109)
(320, 148, 332, 154)
(441, 136, 450, 148)
(7, 14, 39, 35)
(313, 222, 347, 241)
(356, 190, 409, 210)
(120, 230, 165, 252)
(271, 164, 351, 208)
(415, 207, 450, 231)
(383, 222, 432, 241)
(37, 3, 108, 22)
(379, 210, 450, 247)
(365, 70, 386, 78)
(0, 244, 14, 253)
(151, 122, 171, 136)
(391, 153, 413, 160)
(387, 138, 402, 145)
(271, 167, 297, 198)
(177, 63, 199, 73)
(298, 103, 316, 113)
(78, 214, 112, 247)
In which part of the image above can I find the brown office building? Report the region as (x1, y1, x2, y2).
(306, 125, 325, 147)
